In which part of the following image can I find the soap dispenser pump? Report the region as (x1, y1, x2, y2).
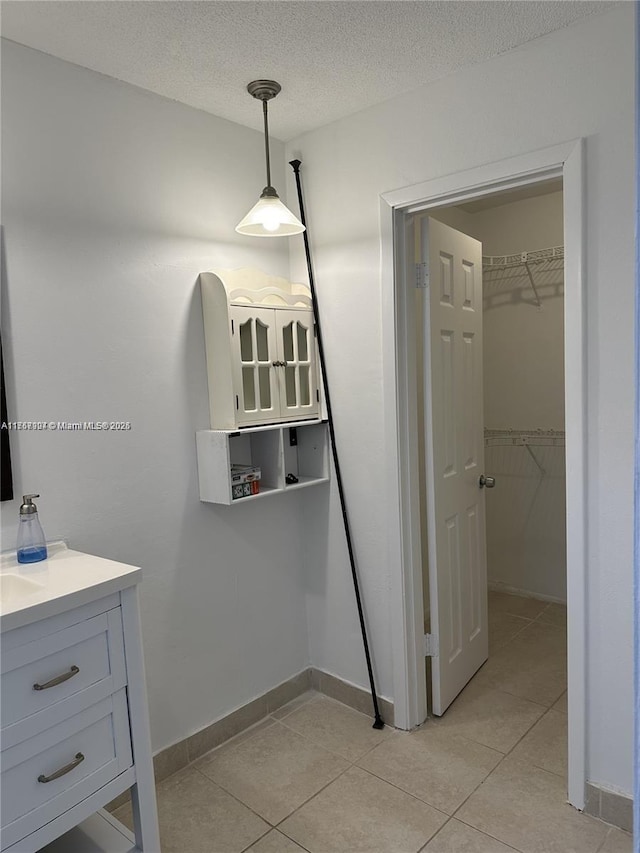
(17, 494, 48, 563)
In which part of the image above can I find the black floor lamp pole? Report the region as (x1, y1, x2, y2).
(289, 159, 385, 730)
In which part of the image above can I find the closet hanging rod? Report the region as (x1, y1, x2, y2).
(482, 246, 564, 309)
(484, 428, 565, 436)
(484, 428, 565, 448)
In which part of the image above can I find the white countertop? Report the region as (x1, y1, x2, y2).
(0, 542, 141, 632)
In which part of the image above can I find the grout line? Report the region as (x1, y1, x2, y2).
(351, 751, 472, 818)
(415, 816, 456, 853)
(274, 824, 315, 852)
(594, 827, 611, 853)
(191, 716, 280, 766)
(238, 826, 274, 853)
(273, 762, 357, 829)
(506, 617, 539, 644)
(448, 699, 570, 828)
(504, 704, 568, 781)
(269, 691, 321, 721)
(468, 676, 563, 709)
(195, 722, 358, 833)
(239, 825, 314, 853)
(276, 702, 391, 763)
(447, 815, 525, 852)
(352, 731, 395, 763)
(192, 765, 282, 829)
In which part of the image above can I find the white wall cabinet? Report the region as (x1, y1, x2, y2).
(201, 268, 320, 429)
(197, 420, 330, 505)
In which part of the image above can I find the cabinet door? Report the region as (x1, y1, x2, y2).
(230, 306, 279, 425)
(275, 310, 319, 421)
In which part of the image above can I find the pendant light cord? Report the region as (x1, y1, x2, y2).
(289, 159, 385, 730)
(263, 100, 272, 189)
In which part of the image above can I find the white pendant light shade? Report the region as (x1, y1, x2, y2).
(236, 79, 304, 238)
(236, 193, 305, 237)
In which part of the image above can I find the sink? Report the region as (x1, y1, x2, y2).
(0, 573, 45, 603)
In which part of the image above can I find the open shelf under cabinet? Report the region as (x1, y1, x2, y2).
(196, 419, 330, 505)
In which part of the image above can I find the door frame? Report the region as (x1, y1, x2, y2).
(379, 139, 586, 809)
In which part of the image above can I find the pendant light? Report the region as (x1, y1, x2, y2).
(236, 80, 305, 237)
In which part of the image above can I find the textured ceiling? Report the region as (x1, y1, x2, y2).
(1, 1, 620, 141)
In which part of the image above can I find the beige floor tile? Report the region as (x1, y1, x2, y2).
(552, 690, 568, 713)
(421, 818, 519, 852)
(510, 708, 567, 779)
(538, 602, 568, 628)
(199, 717, 277, 764)
(279, 695, 391, 762)
(599, 827, 634, 853)
(187, 695, 268, 762)
(489, 610, 531, 653)
(270, 690, 320, 720)
(358, 726, 502, 815)
(456, 757, 609, 853)
(114, 767, 268, 853)
(432, 681, 545, 753)
(489, 590, 548, 620)
(280, 766, 447, 853)
(196, 720, 349, 824)
(245, 829, 309, 852)
(472, 620, 566, 706)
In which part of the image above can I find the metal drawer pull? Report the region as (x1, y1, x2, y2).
(38, 752, 85, 783)
(33, 665, 80, 691)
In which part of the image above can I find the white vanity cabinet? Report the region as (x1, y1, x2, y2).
(201, 268, 320, 429)
(0, 545, 160, 853)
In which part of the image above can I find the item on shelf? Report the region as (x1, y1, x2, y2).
(231, 480, 260, 500)
(285, 473, 299, 484)
(230, 464, 261, 485)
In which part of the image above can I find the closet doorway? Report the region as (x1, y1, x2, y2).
(417, 181, 566, 718)
(380, 140, 586, 809)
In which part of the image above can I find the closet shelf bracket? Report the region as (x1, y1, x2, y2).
(523, 261, 542, 309)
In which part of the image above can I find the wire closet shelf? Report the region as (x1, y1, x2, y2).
(482, 245, 564, 308)
(484, 428, 565, 478)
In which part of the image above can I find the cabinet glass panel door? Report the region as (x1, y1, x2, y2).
(230, 306, 279, 425)
(275, 310, 319, 421)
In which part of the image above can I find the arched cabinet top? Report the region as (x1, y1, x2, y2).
(200, 268, 312, 309)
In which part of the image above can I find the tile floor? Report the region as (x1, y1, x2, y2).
(115, 592, 633, 852)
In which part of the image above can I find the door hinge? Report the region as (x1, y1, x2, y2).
(424, 633, 438, 657)
(316, 388, 320, 403)
(231, 319, 235, 335)
(235, 395, 239, 411)
(415, 263, 429, 289)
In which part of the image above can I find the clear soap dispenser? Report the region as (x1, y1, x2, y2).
(17, 494, 48, 563)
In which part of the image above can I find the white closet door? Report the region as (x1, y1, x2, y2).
(422, 216, 489, 715)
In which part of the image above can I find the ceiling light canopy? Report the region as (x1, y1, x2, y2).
(236, 80, 305, 238)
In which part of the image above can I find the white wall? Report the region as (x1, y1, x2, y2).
(472, 191, 565, 430)
(0, 41, 310, 753)
(287, 7, 635, 796)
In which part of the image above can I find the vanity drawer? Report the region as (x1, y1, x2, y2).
(0, 690, 132, 850)
(1, 610, 127, 746)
